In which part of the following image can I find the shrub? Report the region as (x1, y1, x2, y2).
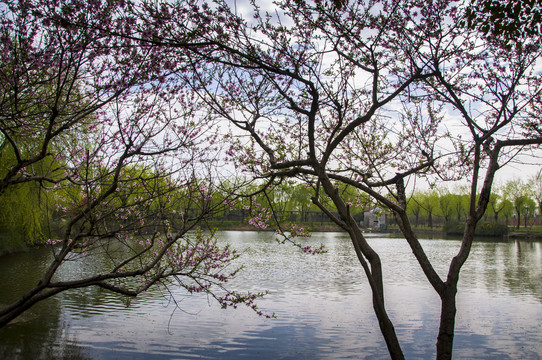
(444, 220, 509, 237)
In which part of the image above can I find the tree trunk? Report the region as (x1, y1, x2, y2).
(329, 186, 405, 359)
(516, 209, 521, 229)
(436, 284, 458, 360)
(347, 225, 405, 360)
(372, 292, 405, 360)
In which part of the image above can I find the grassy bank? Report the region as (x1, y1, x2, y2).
(206, 220, 542, 240)
(507, 226, 542, 240)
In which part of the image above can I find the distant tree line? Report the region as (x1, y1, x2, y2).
(203, 176, 542, 232)
(3, 171, 539, 250)
(405, 177, 540, 230)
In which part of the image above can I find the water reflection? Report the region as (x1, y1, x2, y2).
(0, 231, 541, 359)
(463, 240, 542, 301)
(0, 249, 91, 359)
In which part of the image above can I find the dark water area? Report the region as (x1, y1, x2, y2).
(0, 231, 541, 359)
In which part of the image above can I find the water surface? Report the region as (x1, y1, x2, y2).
(0, 231, 541, 359)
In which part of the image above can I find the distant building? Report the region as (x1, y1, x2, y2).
(363, 207, 387, 230)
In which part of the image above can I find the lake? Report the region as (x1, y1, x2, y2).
(0, 231, 541, 359)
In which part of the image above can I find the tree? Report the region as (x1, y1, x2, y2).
(0, 140, 57, 249)
(519, 196, 537, 227)
(485, 193, 501, 222)
(529, 174, 542, 217)
(174, 1, 446, 354)
(24, 0, 541, 358)
(498, 198, 515, 225)
(0, 178, 47, 250)
(505, 179, 537, 228)
(492, 183, 515, 224)
(144, 0, 542, 359)
(437, 189, 455, 223)
(406, 192, 424, 228)
(503, 179, 532, 229)
(419, 190, 439, 229)
(0, 0, 265, 328)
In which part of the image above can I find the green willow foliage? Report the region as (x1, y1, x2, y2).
(0, 147, 49, 250)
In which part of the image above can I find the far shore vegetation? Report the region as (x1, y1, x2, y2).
(2, 177, 541, 255)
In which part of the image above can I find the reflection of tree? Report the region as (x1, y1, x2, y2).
(507, 241, 542, 301)
(0, 249, 89, 359)
(471, 240, 542, 303)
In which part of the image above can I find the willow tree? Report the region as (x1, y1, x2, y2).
(136, 0, 542, 358)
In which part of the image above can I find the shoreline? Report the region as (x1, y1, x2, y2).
(214, 224, 542, 241)
(2, 225, 540, 257)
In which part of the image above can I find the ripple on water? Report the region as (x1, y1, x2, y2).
(0, 232, 541, 359)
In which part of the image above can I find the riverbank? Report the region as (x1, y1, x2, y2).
(2, 223, 541, 257)
(215, 222, 542, 241)
(0, 234, 29, 257)
(399, 226, 542, 240)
